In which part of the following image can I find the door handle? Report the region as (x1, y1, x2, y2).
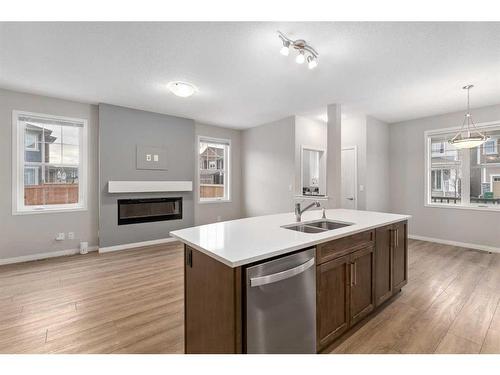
(346, 197, 355, 200)
(250, 257, 315, 287)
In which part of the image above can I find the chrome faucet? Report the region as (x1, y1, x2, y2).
(295, 201, 321, 222)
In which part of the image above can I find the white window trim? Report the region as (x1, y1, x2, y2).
(24, 131, 39, 151)
(491, 174, 500, 185)
(484, 138, 498, 155)
(424, 120, 500, 212)
(12, 110, 88, 215)
(24, 166, 39, 186)
(197, 135, 231, 204)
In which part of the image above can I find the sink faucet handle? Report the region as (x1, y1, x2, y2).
(322, 208, 326, 219)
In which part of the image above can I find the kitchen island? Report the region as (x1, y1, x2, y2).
(170, 209, 410, 354)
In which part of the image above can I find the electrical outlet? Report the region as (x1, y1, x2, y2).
(146, 154, 152, 161)
(68, 232, 75, 240)
(56, 232, 65, 241)
(153, 154, 159, 162)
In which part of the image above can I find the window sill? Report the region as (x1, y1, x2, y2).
(424, 203, 500, 213)
(12, 205, 87, 215)
(198, 199, 232, 205)
(294, 195, 330, 201)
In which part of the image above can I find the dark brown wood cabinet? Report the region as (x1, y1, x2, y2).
(374, 225, 393, 306)
(184, 246, 242, 354)
(392, 221, 408, 290)
(316, 243, 376, 350)
(349, 246, 375, 326)
(317, 254, 351, 349)
(374, 221, 408, 307)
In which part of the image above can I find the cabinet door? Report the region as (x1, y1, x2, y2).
(317, 254, 350, 350)
(375, 225, 393, 306)
(392, 221, 408, 291)
(349, 246, 375, 326)
(184, 246, 241, 354)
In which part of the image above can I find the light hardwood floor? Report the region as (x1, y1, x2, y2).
(1, 239, 499, 354)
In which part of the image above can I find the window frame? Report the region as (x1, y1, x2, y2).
(483, 138, 498, 155)
(24, 131, 39, 151)
(197, 135, 231, 204)
(12, 110, 88, 215)
(424, 120, 500, 212)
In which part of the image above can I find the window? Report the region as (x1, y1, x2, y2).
(12, 111, 87, 214)
(425, 123, 500, 210)
(483, 138, 498, 155)
(198, 136, 230, 202)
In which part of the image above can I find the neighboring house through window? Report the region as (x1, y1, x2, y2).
(426, 123, 500, 210)
(198, 136, 230, 202)
(12, 110, 87, 214)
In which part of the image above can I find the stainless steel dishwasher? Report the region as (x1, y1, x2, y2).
(245, 248, 316, 354)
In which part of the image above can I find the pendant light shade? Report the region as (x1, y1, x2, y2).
(448, 85, 489, 149)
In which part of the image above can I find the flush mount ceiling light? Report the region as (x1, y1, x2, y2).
(448, 85, 489, 149)
(278, 31, 319, 69)
(167, 81, 198, 98)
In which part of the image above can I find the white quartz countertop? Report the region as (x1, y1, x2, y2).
(170, 209, 411, 268)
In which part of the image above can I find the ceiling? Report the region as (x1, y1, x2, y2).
(1, 22, 500, 129)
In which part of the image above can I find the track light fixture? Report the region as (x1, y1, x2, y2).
(278, 31, 319, 69)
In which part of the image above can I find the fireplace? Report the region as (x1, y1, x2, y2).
(117, 197, 182, 225)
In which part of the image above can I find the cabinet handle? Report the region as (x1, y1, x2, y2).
(395, 229, 399, 248)
(353, 262, 357, 286)
(186, 249, 193, 268)
(350, 263, 354, 286)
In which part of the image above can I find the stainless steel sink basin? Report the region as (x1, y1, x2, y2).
(282, 219, 353, 233)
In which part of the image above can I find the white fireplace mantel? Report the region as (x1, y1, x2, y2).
(108, 180, 193, 193)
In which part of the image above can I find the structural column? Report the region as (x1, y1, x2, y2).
(326, 104, 342, 208)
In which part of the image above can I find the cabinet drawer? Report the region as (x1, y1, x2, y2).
(316, 230, 375, 265)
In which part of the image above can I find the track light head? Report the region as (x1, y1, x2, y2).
(280, 40, 291, 56)
(307, 56, 318, 69)
(296, 50, 305, 64)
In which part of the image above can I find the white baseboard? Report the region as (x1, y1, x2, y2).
(0, 246, 99, 266)
(98, 237, 178, 253)
(409, 234, 500, 254)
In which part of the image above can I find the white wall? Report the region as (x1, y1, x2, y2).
(0, 88, 99, 261)
(341, 111, 367, 210)
(242, 116, 296, 217)
(366, 116, 390, 212)
(389, 103, 500, 250)
(194, 122, 243, 225)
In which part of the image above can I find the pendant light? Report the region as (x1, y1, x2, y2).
(448, 85, 489, 149)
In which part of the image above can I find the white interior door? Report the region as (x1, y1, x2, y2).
(341, 147, 357, 209)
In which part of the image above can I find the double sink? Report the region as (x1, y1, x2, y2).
(282, 219, 353, 234)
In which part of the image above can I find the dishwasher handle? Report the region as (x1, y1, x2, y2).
(249, 257, 315, 287)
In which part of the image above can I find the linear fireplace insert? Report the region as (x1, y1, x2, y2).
(117, 197, 182, 225)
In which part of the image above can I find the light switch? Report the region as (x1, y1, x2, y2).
(153, 154, 159, 162)
(146, 154, 152, 161)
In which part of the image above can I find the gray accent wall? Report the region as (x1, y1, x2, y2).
(242, 116, 296, 217)
(99, 104, 195, 248)
(0, 88, 99, 260)
(194, 122, 243, 225)
(389, 104, 500, 249)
